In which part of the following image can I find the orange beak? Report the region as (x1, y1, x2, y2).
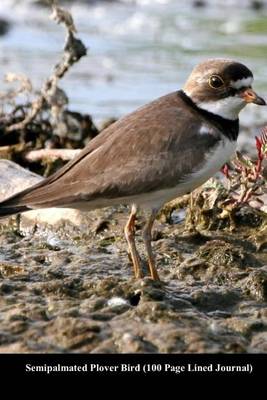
(239, 88, 266, 105)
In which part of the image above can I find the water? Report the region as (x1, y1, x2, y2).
(0, 0, 267, 128)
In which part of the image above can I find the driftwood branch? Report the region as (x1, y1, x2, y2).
(6, 97, 45, 132)
(24, 148, 81, 163)
(6, 0, 86, 133)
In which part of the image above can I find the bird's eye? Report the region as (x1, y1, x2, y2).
(208, 75, 224, 89)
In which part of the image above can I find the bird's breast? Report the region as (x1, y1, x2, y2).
(180, 137, 236, 190)
(135, 137, 236, 211)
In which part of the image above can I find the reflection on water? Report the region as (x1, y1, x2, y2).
(0, 0, 267, 127)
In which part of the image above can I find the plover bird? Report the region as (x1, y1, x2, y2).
(0, 59, 265, 280)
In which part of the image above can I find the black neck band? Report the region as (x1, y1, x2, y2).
(178, 90, 239, 141)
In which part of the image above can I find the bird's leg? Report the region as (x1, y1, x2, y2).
(124, 205, 143, 279)
(142, 209, 160, 281)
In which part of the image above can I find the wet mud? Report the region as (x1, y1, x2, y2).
(0, 206, 266, 353)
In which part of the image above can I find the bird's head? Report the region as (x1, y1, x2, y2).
(183, 58, 266, 120)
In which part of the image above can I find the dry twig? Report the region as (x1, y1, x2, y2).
(24, 148, 81, 163)
(6, 0, 86, 133)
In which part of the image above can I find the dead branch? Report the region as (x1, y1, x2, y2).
(6, 0, 86, 133)
(24, 148, 81, 163)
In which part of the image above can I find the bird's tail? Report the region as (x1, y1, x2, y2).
(0, 186, 34, 219)
(0, 204, 30, 218)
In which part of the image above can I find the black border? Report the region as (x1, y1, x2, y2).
(0, 353, 265, 379)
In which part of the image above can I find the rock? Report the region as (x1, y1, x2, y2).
(177, 239, 261, 284)
(0, 159, 41, 197)
(250, 332, 267, 352)
(243, 266, 267, 301)
(222, 317, 265, 337)
(0, 263, 25, 278)
(190, 288, 241, 312)
(43, 316, 100, 351)
(0, 159, 90, 233)
(19, 208, 85, 233)
(0, 18, 10, 36)
(115, 332, 157, 353)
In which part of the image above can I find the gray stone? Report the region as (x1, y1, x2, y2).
(0, 159, 87, 231)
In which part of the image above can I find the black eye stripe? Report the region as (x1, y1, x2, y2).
(226, 87, 238, 97)
(224, 86, 249, 98)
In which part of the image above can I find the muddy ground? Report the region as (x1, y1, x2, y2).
(0, 205, 266, 354)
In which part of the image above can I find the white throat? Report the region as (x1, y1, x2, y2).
(196, 96, 246, 120)
(183, 75, 254, 120)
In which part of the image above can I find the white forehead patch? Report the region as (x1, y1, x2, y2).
(230, 76, 253, 90)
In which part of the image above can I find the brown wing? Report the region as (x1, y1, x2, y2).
(2, 92, 220, 208)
